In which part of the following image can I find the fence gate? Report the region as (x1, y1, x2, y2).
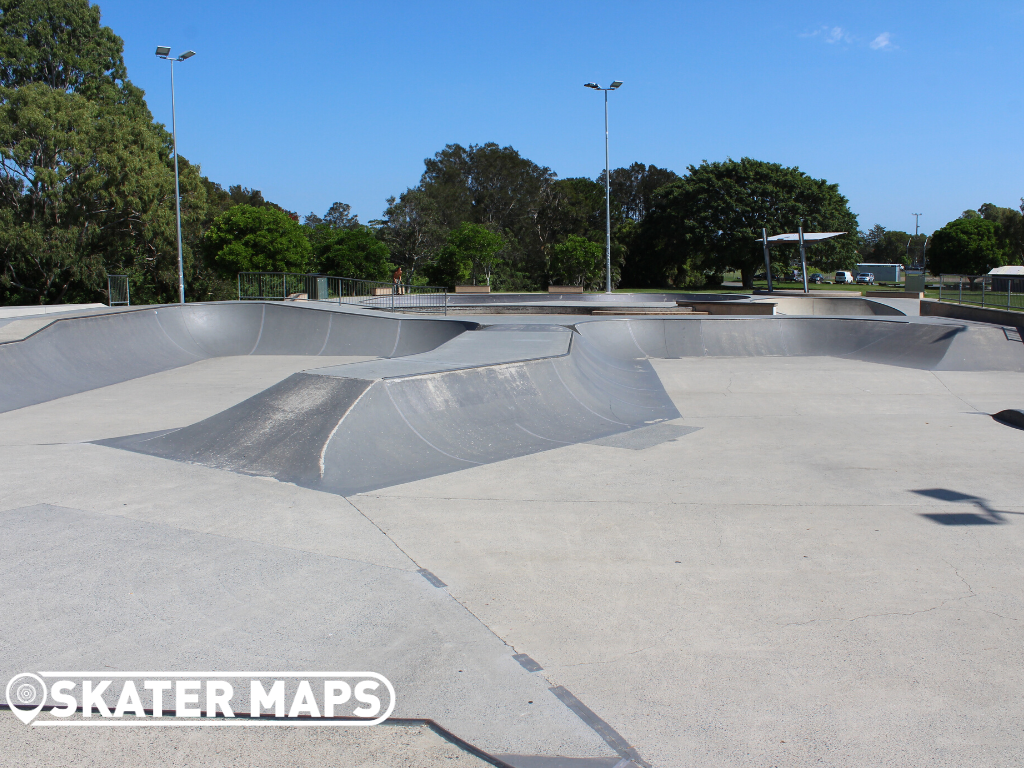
(108, 275, 130, 306)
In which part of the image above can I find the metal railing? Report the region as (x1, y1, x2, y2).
(938, 274, 1024, 312)
(237, 272, 447, 314)
(108, 274, 130, 306)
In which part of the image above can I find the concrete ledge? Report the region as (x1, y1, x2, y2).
(548, 285, 584, 293)
(866, 291, 924, 299)
(677, 301, 775, 315)
(455, 285, 490, 294)
(592, 309, 708, 316)
(920, 299, 1024, 330)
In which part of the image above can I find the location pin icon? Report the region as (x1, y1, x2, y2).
(6, 673, 46, 724)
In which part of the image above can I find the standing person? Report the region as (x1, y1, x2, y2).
(392, 266, 403, 294)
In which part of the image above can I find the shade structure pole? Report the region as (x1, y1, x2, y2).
(762, 228, 773, 293)
(798, 226, 808, 294)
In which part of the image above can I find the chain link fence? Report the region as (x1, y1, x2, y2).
(237, 272, 448, 314)
(938, 274, 1024, 312)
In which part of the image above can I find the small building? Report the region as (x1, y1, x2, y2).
(988, 265, 1024, 292)
(856, 263, 903, 284)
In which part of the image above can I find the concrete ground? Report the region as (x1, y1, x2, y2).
(0, 710, 490, 768)
(2, 350, 1022, 766)
(352, 356, 1024, 767)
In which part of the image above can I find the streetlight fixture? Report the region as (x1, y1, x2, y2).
(156, 46, 197, 304)
(583, 80, 622, 293)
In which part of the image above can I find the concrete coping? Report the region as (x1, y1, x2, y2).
(676, 301, 776, 315)
(866, 291, 924, 299)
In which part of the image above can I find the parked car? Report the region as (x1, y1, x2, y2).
(835, 270, 855, 284)
(855, 272, 875, 285)
(809, 273, 824, 284)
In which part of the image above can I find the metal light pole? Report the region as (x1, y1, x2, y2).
(911, 213, 923, 269)
(156, 47, 196, 304)
(584, 80, 622, 293)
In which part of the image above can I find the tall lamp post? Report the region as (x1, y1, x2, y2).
(912, 213, 923, 269)
(156, 46, 196, 304)
(584, 80, 622, 294)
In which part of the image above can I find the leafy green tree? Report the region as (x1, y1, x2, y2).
(0, 0, 220, 305)
(608, 162, 679, 222)
(310, 225, 394, 281)
(376, 188, 445, 279)
(632, 158, 858, 288)
(537, 177, 608, 245)
(0, 78, 196, 304)
(928, 217, 1008, 275)
(426, 222, 505, 288)
(384, 143, 555, 289)
(550, 235, 604, 288)
(979, 203, 1023, 264)
(304, 201, 358, 230)
(203, 204, 311, 276)
(0, 0, 145, 109)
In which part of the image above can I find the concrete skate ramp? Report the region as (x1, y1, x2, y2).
(760, 296, 904, 316)
(0, 302, 473, 413)
(109, 326, 681, 495)
(577, 316, 1024, 371)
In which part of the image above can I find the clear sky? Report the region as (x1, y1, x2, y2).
(100, 0, 1022, 235)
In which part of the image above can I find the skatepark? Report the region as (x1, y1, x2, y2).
(2, 294, 1023, 767)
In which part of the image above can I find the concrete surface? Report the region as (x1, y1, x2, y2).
(921, 298, 1024, 330)
(2, 300, 1023, 767)
(353, 356, 1024, 767)
(0, 711, 491, 767)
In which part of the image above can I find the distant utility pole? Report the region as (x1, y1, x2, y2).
(584, 80, 623, 294)
(912, 213, 922, 237)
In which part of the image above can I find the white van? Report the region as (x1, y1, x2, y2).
(835, 271, 855, 284)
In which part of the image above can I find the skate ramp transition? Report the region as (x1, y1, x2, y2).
(98, 312, 1023, 496)
(0, 302, 474, 413)
(105, 324, 680, 494)
(3, 301, 1022, 494)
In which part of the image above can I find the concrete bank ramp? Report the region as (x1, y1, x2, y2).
(0, 302, 473, 413)
(106, 326, 681, 495)
(576, 316, 1024, 371)
(757, 295, 906, 316)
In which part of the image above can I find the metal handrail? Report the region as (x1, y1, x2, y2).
(938, 274, 1023, 311)
(236, 272, 447, 315)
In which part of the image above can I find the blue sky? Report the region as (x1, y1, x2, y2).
(102, 1, 1022, 235)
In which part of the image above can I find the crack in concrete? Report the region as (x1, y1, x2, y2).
(558, 629, 676, 669)
(782, 560, 986, 627)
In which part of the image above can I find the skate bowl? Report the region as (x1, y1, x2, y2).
(3, 297, 1024, 768)
(0, 301, 474, 413)
(0, 302, 1007, 495)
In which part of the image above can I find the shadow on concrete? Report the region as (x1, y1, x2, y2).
(913, 488, 1020, 526)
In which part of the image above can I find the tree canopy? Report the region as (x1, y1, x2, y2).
(927, 217, 1009, 275)
(309, 225, 393, 282)
(425, 222, 505, 289)
(5, 2, 1018, 304)
(629, 158, 859, 288)
(550, 235, 604, 288)
(203, 204, 311, 276)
